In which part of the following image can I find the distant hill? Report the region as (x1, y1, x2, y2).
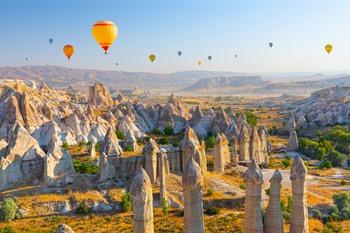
(0, 65, 245, 89)
(183, 76, 266, 91)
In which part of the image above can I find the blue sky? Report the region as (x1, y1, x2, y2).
(0, 0, 350, 73)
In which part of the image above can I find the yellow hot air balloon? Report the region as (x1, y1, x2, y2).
(92, 20, 118, 54)
(197, 60, 203, 66)
(149, 54, 156, 62)
(324, 44, 333, 54)
(63, 45, 75, 60)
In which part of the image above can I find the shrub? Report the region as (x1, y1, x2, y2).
(340, 180, 347, 186)
(205, 135, 215, 149)
(205, 206, 220, 215)
(124, 145, 134, 152)
(282, 157, 291, 168)
(115, 129, 125, 140)
(206, 189, 214, 196)
(172, 140, 179, 147)
(312, 209, 324, 220)
(319, 160, 333, 169)
(73, 159, 98, 174)
(76, 201, 91, 215)
(239, 184, 245, 190)
(158, 138, 169, 145)
(152, 128, 163, 135)
(0, 198, 20, 221)
(0, 227, 15, 233)
(322, 222, 343, 233)
(244, 111, 258, 127)
(161, 198, 169, 216)
(121, 192, 132, 212)
(163, 126, 174, 136)
(95, 142, 101, 152)
(333, 192, 350, 213)
(62, 142, 69, 150)
(327, 150, 346, 167)
(265, 188, 270, 196)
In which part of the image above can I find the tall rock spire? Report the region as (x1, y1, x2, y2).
(244, 159, 264, 233)
(290, 156, 309, 233)
(131, 164, 154, 233)
(264, 170, 284, 233)
(143, 138, 159, 184)
(182, 157, 205, 233)
(214, 133, 230, 173)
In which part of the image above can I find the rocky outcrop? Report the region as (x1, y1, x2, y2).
(249, 127, 262, 163)
(98, 152, 116, 182)
(183, 157, 205, 233)
(212, 107, 231, 134)
(56, 224, 74, 233)
(143, 138, 159, 184)
(88, 82, 114, 106)
(179, 126, 206, 175)
(131, 165, 154, 233)
(159, 148, 167, 202)
(44, 139, 76, 186)
(214, 133, 230, 173)
(244, 159, 264, 233)
(230, 136, 239, 164)
(99, 127, 123, 157)
(287, 129, 299, 151)
(125, 129, 138, 152)
(264, 170, 284, 233)
(238, 124, 250, 161)
(290, 157, 309, 233)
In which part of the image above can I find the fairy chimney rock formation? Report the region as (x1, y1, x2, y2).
(56, 224, 75, 233)
(88, 82, 114, 106)
(290, 156, 309, 233)
(239, 124, 250, 161)
(264, 169, 284, 233)
(182, 157, 205, 233)
(214, 133, 230, 173)
(90, 141, 97, 160)
(244, 159, 264, 233)
(131, 165, 154, 233)
(100, 127, 123, 156)
(230, 136, 239, 164)
(287, 128, 299, 151)
(159, 148, 167, 202)
(143, 138, 159, 184)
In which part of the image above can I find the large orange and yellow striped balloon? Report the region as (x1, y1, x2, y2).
(92, 20, 118, 54)
(63, 44, 75, 60)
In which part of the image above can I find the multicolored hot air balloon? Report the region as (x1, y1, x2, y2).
(92, 20, 118, 54)
(197, 61, 203, 66)
(49, 38, 53, 44)
(208, 56, 212, 61)
(149, 54, 156, 62)
(324, 44, 333, 54)
(269, 42, 273, 48)
(178, 51, 182, 56)
(63, 44, 75, 60)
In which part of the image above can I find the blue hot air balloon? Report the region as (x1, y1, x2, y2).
(208, 56, 212, 61)
(269, 42, 273, 48)
(49, 38, 53, 44)
(178, 51, 182, 56)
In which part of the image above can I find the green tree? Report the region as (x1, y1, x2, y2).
(115, 129, 125, 140)
(205, 135, 215, 149)
(327, 150, 346, 167)
(121, 192, 132, 212)
(0, 198, 20, 221)
(161, 198, 169, 216)
(244, 111, 258, 127)
(163, 126, 174, 136)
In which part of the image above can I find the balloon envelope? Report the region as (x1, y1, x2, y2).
(178, 51, 182, 56)
(208, 56, 212, 61)
(63, 44, 75, 60)
(92, 20, 118, 54)
(234, 54, 238, 58)
(269, 42, 273, 48)
(49, 38, 53, 44)
(197, 61, 202, 66)
(324, 44, 333, 54)
(149, 54, 156, 62)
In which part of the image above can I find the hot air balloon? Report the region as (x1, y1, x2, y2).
(208, 56, 212, 61)
(149, 54, 156, 62)
(269, 42, 273, 48)
(178, 51, 182, 56)
(49, 38, 53, 44)
(25, 57, 28, 61)
(63, 44, 75, 60)
(92, 20, 118, 54)
(324, 44, 333, 54)
(115, 62, 118, 66)
(197, 61, 202, 66)
(234, 54, 238, 58)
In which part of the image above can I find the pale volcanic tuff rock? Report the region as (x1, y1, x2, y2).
(88, 82, 114, 106)
(287, 128, 299, 151)
(264, 170, 284, 233)
(182, 157, 205, 233)
(131, 165, 154, 233)
(238, 124, 250, 161)
(56, 224, 75, 233)
(118, 115, 146, 139)
(244, 159, 264, 233)
(293, 86, 350, 128)
(290, 157, 309, 233)
(250, 127, 262, 163)
(213, 133, 230, 173)
(212, 106, 231, 135)
(191, 106, 214, 138)
(99, 127, 123, 157)
(143, 138, 159, 184)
